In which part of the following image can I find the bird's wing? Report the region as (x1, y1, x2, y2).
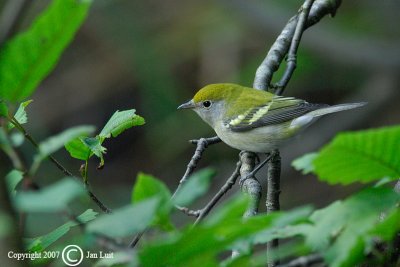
(225, 96, 328, 132)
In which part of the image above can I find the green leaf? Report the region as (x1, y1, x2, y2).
(64, 136, 91, 160)
(25, 209, 97, 252)
(0, 0, 92, 102)
(139, 204, 311, 267)
(173, 168, 215, 207)
(5, 169, 24, 194)
(15, 178, 85, 212)
(204, 194, 250, 226)
(313, 126, 400, 184)
(36, 125, 95, 160)
(302, 187, 400, 267)
(132, 173, 173, 230)
(99, 110, 145, 140)
(81, 136, 106, 167)
(87, 197, 160, 238)
(0, 100, 8, 117)
(291, 152, 318, 174)
(8, 100, 33, 129)
(65, 136, 106, 165)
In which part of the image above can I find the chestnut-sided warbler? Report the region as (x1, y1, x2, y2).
(178, 83, 366, 153)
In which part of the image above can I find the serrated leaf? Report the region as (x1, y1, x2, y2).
(302, 188, 400, 267)
(36, 125, 95, 160)
(291, 152, 318, 174)
(99, 110, 145, 140)
(173, 168, 215, 207)
(132, 173, 173, 230)
(139, 203, 311, 267)
(8, 100, 33, 129)
(81, 136, 106, 167)
(15, 178, 85, 212)
(313, 126, 400, 185)
(25, 209, 98, 252)
(5, 169, 24, 194)
(0, 0, 92, 102)
(87, 197, 159, 238)
(65, 136, 91, 160)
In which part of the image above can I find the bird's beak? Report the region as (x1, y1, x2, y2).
(177, 100, 196, 110)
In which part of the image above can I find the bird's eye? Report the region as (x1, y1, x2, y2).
(202, 100, 212, 109)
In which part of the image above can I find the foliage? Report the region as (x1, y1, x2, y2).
(0, 0, 92, 102)
(26, 209, 98, 252)
(0, 0, 399, 266)
(292, 125, 400, 184)
(14, 178, 85, 212)
(65, 109, 145, 168)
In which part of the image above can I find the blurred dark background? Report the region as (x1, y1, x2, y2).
(1, 0, 400, 238)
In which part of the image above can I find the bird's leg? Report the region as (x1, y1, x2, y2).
(239, 153, 272, 186)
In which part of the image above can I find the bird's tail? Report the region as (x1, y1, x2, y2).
(308, 102, 367, 117)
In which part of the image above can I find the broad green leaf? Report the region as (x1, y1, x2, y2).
(80, 137, 106, 158)
(65, 136, 91, 160)
(173, 168, 215, 207)
(80, 136, 106, 167)
(99, 110, 145, 140)
(5, 169, 24, 194)
(15, 178, 85, 212)
(302, 188, 400, 267)
(65, 136, 106, 165)
(87, 197, 159, 238)
(8, 100, 33, 129)
(139, 205, 311, 267)
(0, 0, 92, 102)
(250, 206, 312, 245)
(204, 194, 250, 226)
(313, 126, 400, 184)
(291, 152, 318, 174)
(36, 125, 95, 160)
(132, 173, 173, 230)
(0, 100, 8, 117)
(25, 209, 97, 252)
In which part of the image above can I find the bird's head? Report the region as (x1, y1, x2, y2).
(177, 83, 242, 127)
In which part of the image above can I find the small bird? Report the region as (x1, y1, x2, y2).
(178, 83, 366, 153)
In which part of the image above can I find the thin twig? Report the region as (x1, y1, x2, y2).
(194, 160, 241, 225)
(253, 0, 342, 91)
(129, 231, 144, 248)
(266, 149, 281, 267)
(277, 254, 323, 267)
(7, 116, 111, 213)
(172, 136, 221, 199)
(130, 136, 221, 248)
(274, 0, 315, 95)
(176, 206, 201, 217)
(239, 152, 262, 218)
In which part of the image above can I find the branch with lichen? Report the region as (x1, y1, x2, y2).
(247, 0, 342, 265)
(253, 0, 342, 92)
